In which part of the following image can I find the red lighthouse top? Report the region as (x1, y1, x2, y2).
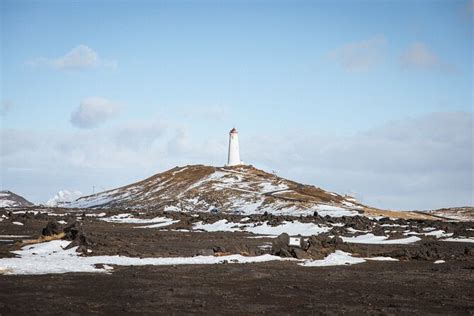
(230, 128, 237, 133)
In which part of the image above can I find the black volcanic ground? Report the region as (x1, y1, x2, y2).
(0, 206, 473, 314)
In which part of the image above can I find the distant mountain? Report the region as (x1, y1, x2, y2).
(45, 190, 84, 207)
(69, 165, 435, 220)
(0, 190, 34, 208)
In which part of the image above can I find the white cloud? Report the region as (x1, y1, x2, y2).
(329, 35, 386, 72)
(70, 97, 120, 128)
(399, 42, 455, 72)
(25, 45, 117, 71)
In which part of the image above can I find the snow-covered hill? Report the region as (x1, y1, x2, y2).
(45, 190, 83, 207)
(69, 165, 436, 219)
(0, 191, 34, 208)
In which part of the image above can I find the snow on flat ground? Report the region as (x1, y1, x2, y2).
(404, 230, 453, 238)
(100, 214, 179, 228)
(85, 212, 106, 217)
(299, 251, 399, 267)
(194, 220, 243, 232)
(299, 251, 366, 267)
(193, 220, 330, 236)
(0, 240, 290, 275)
(365, 256, 399, 261)
(245, 221, 329, 236)
(442, 237, 474, 243)
(137, 219, 180, 228)
(341, 233, 421, 244)
(101, 214, 165, 224)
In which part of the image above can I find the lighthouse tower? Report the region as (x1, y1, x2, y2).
(227, 128, 241, 166)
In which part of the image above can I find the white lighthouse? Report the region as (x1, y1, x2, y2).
(227, 128, 242, 166)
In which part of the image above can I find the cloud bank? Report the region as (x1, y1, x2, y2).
(70, 97, 120, 128)
(26, 45, 117, 71)
(1, 112, 472, 210)
(245, 112, 473, 210)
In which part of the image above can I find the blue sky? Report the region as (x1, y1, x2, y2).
(1, 0, 473, 210)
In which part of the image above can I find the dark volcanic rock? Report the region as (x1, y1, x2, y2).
(64, 222, 83, 240)
(271, 233, 292, 257)
(42, 221, 61, 236)
(63, 222, 94, 254)
(197, 249, 214, 256)
(305, 234, 343, 259)
(271, 233, 312, 259)
(343, 215, 373, 231)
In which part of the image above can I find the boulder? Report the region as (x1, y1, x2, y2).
(63, 221, 94, 254)
(271, 233, 312, 259)
(41, 221, 61, 236)
(305, 234, 343, 259)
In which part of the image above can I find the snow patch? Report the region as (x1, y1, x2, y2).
(364, 256, 399, 261)
(314, 205, 358, 217)
(0, 235, 30, 238)
(0, 201, 17, 207)
(137, 219, 179, 228)
(404, 230, 453, 238)
(85, 212, 106, 217)
(442, 237, 474, 243)
(194, 220, 242, 232)
(341, 233, 420, 244)
(299, 251, 366, 267)
(100, 214, 179, 228)
(164, 205, 181, 212)
(246, 221, 329, 236)
(193, 220, 330, 236)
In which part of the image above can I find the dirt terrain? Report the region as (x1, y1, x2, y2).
(1, 260, 473, 314)
(0, 207, 473, 314)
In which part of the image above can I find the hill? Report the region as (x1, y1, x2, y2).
(69, 165, 434, 219)
(0, 191, 34, 208)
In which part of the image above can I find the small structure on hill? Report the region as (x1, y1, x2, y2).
(227, 128, 242, 166)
